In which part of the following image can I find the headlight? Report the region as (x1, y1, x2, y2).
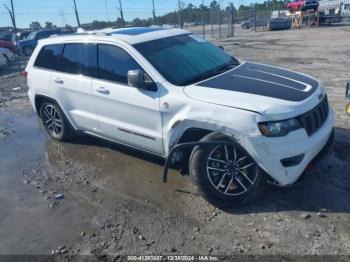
(258, 118, 301, 137)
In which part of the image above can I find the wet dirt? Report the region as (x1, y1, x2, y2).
(0, 26, 350, 258)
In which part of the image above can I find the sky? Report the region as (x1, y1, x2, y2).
(0, 0, 258, 28)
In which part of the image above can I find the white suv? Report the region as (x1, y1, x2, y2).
(24, 27, 334, 208)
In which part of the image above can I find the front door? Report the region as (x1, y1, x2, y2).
(91, 44, 164, 155)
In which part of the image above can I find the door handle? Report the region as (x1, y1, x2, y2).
(96, 87, 110, 95)
(53, 79, 64, 84)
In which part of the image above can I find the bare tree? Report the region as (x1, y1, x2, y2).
(117, 0, 125, 27)
(152, 0, 157, 25)
(178, 0, 185, 28)
(73, 0, 81, 27)
(4, 0, 18, 47)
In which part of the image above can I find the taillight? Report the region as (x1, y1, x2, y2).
(21, 70, 28, 79)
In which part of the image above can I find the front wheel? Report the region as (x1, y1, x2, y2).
(189, 133, 266, 208)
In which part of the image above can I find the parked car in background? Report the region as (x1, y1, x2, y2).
(17, 31, 31, 41)
(19, 29, 62, 56)
(287, 0, 305, 11)
(241, 18, 268, 29)
(0, 53, 8, 69)
(0, 40, 17, 54)
(287, 0, 319, 12)
(0, 48, 15, 62)
(0, 31, 13, 41)
(302, 0, 319, 11)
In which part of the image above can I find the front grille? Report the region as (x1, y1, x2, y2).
(298, 95, 329, 136)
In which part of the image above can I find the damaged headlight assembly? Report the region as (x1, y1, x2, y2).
(258, 118, 301, 137)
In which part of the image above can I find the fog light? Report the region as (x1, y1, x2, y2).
(281, 154, 305, 167)
(347, 103, 350, 115)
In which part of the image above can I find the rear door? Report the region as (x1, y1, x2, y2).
(91, 43, 163, 155)
(50, 43, 98, 132)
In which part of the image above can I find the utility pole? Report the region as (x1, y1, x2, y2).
(73, 0, 81, 27)
(201, 0, 205, 38)
(253, 3, 257, 32)
(178, 0, 183, 29)
(229, 2, 234, 37)
(104, 0, 110, 22)
(210, 7, 213, 38)
(218, 1, 221, 39)
(152, 0, 157, 25)
(117, 0, 125, 27)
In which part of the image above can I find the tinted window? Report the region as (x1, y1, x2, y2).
(98, 44, 142, 84)
(36, 31, 48, 40)
(134, 34, 236, 86)
(34, 44, 63, 71)
(62, 44, 97, 77)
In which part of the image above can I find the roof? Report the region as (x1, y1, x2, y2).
(41, 27, 190, 46)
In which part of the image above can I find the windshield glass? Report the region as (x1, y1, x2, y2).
(27, 31, 37, 40)
(134, 34, 239, 86)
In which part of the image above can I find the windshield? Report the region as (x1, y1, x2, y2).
(27, 31, 37, 40)
(133, 34, 239, 86)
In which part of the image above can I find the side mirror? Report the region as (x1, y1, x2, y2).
(127, 69, 157, 91)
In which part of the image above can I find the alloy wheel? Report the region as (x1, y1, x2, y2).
(206, 144, 258, 195)
(42, 104, 63, 137)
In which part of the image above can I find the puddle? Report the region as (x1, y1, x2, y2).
(44, 134, 196, 211)
(0, 106, 200, 254)
(0, 109, 196, 213)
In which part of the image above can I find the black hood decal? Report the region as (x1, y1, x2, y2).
(196, 62, 319, 102)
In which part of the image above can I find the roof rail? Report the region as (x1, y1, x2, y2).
(48, 31, 111, 38)
(91, 32, 111, 36)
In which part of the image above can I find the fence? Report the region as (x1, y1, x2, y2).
(158, 4, 281, 40)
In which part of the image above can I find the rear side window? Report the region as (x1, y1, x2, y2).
(34, 44, 63, 71)
(98, 44, 142, 84)
(62, 43, 97, 77)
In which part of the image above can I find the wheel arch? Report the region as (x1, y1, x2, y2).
(34, 94, 78, 130)
(167, 123, 240, 176)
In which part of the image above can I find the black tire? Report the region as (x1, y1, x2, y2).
(39, 101, 75, 141)
(23, 46, 33, 56)
(189, 133, 266, 208)
(3, 54, 10, 63)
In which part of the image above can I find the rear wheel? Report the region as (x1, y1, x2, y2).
(189, 133, 266, 208)
(39, 101, 75, 141)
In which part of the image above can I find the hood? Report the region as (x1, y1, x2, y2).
(19, 39, 36, 46)
(184, 62, 324, 120)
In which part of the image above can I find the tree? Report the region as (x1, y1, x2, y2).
(210, 1, 219, 9)
(30, 21, 42, 31)
(64, 24, 74, 31)
(44, 21, 55, 29)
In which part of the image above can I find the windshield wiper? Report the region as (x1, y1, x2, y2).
(181, 60, 239, 86)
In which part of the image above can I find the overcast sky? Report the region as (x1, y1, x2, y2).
(0, 0, 261, 28)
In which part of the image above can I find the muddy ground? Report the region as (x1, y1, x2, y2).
(0, 26, 349, 260)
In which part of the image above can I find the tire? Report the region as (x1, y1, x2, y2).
(189, 133, 266, 208)
(3, 54, 10, 63)
(39, 101, 75, 141)
(23, 46, 33, 56)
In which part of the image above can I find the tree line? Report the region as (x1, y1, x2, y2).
(29, 0, 286, 31)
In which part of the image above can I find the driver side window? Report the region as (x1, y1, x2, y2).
(98, 44, 143, 85)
